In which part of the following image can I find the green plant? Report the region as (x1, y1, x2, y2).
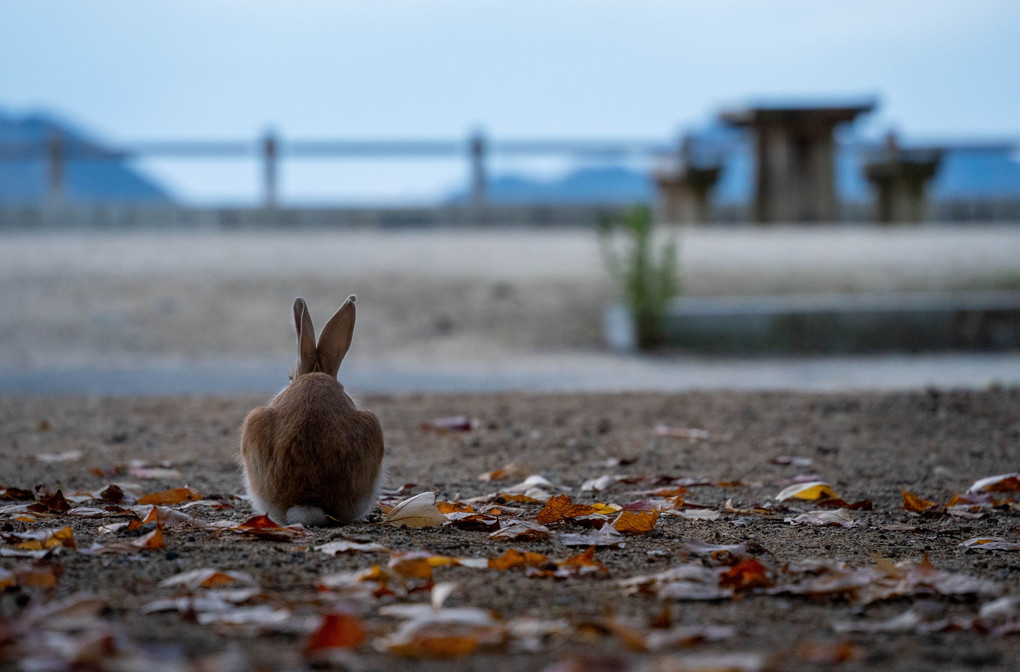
(597, 205, 680, 350)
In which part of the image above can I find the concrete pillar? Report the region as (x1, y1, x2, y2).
(46, 132, 65, 205)
(469, 131, 486, 206)
(263, 131, 278, 209)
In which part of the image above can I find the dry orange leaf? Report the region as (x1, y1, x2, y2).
(488, 548, 549, 571)
(305, 612, 367, 652)
(389, 554, 435, 580)
(536, 494, 597, 525)
(718, 558, 772, 591)
(493, 493, 543, 504)
(387, 632, 482, 658)
(135, 527, 165, 550)
(612, 509, 659, 534)
(137, 487, 202, 506)
(437, 501, 474, 514)
(902, 490, 937, 512)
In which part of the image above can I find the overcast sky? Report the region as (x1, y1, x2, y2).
(3, 0, 1018, 203)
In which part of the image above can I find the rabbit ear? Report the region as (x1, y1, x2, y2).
(293, 298, 318, 375)
(317, 294, 357, 377)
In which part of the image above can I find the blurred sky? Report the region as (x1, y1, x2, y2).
(2, 0, 1019, 204)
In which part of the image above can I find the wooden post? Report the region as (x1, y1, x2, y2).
(469, 131, 486, 206)
(46, 132, 65, 205)
(263, 131, 278, 208)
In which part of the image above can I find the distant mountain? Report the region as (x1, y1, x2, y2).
(448, 165, 654, 205)
(0, 112, 173, 204)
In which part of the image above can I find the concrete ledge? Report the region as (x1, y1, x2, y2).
(0, 204, 628, 231)
(605, 291, 1020, 353)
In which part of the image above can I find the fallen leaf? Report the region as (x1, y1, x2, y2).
(488, 548, 550, 571)
(560, 527, 625, 548)
(814, 498, 873, 510)
(478, 462, 531, 482)
(552, 546, 609, 578)
(718, 558, 773, 591)
(436, 501, 474, 514)
(316, 540, 388, 555)
(960, 537, 1020, 551)
(0, 561, 63, 589)
(786, 509, 858, 528)
(771, 456, 813, 467)
(137, 487, 202, 505)
(902, 491, 938, 513)
(580, 475, 619, 492)
(490, 520, 551, 541)
(160, 568, 255, 589)
(389, 553, 436, 581)
(0, 486, 36, 501)
(197, 605, 291, 626)
(28, 490, 71, 514)
(305, 612, 366, 652)
(775, 481, 837, 502)
(654, 425, 711, 440)
(385, 492, 448, 528)
(444, 512, 500, 531)
(667, 509, 722, 522)
(537, 494, 598, 525)
(968, 472, 1020, 493)
(612, 509, 658, 534)
(422, 416, 473, 433)
(135, 505, 205, 528)
(491, 493, 544, 504)
(377, 604, 501, 658)
(82, 526, 165, 554)
(129, 466, 183, 480)
(679, 539, 750, 566)
(619, 565, 731, 601)
(35, 451, 83, 463)
(2, 526, 76, 557)
(228, 515, 309, 541)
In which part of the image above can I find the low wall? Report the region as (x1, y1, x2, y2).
(606, 291, 1020, 353)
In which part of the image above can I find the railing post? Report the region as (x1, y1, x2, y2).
(263, 130, 278, 208)
(46, 132, 65, 205)
(469, 130, 486, 206)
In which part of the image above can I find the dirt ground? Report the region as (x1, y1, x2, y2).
(1, 389, 1019, 671)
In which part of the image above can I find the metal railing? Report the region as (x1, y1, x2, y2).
(0, 132, 673, 207)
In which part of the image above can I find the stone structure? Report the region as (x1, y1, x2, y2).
(865, 133, 942, 223)
(721, 103, 874, 223)
(653, 137, 721, 223)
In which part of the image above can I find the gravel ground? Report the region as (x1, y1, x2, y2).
(1, 388, 1018, 671)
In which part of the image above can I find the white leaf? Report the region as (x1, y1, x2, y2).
(786, 509, 858, 527)
(967, 472, 1019, 493)
(316, 540, 388, 555)
(384, 492, 447, 528)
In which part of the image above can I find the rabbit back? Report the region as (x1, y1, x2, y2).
(240, 372, 384, 524)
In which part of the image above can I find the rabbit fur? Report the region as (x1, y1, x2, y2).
(239, 295, 384, 526)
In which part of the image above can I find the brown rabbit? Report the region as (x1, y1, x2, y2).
(239, 295, 384, 526)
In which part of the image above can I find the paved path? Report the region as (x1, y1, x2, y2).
(2, 352, 1017, 395)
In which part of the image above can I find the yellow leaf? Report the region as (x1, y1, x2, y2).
(775, 482, 837, 502)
